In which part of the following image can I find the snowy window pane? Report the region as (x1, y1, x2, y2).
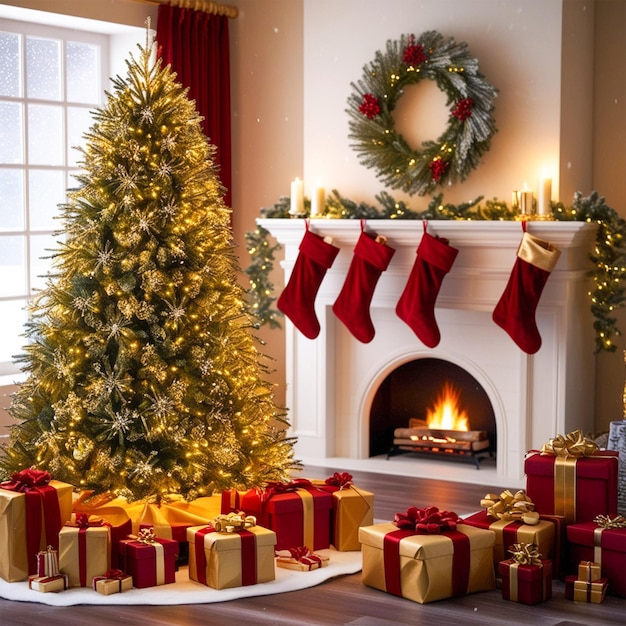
(0, 31, 21, 97)
(0, 168, 25, 230)
(30, 232, 60, 292)
(29, 169, 65, 231)
(0, 299, 28, 363)
(26, 36, 61, 101)
(66, 41, 99, 104)
(27, 104, 64, 165)
(0, 101, 24, 164)
(67, 106, 94, 167)
(0, 235, 26, 297)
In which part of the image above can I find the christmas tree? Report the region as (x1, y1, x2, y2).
(0, 37, 298, 502)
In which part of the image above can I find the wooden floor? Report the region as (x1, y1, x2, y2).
(1, 464, 624, 625)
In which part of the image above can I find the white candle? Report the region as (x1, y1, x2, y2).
(310, 186, 325, 217)
(289, 177, 304, 216)
(538, 177, 552, 216)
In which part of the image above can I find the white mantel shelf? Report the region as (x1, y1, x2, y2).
(259, 218, 598, 488)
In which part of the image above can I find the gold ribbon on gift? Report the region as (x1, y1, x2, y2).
(480, 490, 539, 525)
(509, 542, 543, 567)
(212, 512, 256, 533)
(540, 429, 598, 457)
(594, 514, 626, 529)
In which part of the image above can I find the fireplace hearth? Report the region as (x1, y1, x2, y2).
(260, 219, 598, 487)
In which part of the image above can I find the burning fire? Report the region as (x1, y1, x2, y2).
(425, 381, 469, 431)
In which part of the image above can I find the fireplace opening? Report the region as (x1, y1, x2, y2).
(369, 358, 497, 466)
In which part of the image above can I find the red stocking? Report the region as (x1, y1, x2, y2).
(277, 221, 339, 339)
(332, 223, 395, 343)
(492, 223, 561, 354)
(396, 221, 459, 348)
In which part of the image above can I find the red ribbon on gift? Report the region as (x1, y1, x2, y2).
(92, 568, 129, 592)
(193, 525, 257, 587)
(262, 478, 315, 502)
(324, 472, 353, 490)
(286, 546, 323, 570)
(65, 513, 105, 587)
(393, 505, 461, 534)
(1, 469, 62, 574)
(384, 506, 469, 598)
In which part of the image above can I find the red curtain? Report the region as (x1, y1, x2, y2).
(156, 5, 232, 207)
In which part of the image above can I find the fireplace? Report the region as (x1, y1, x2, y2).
(259, 219, 597, 488)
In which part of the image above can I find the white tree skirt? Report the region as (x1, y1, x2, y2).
(0, 548, 361, 606)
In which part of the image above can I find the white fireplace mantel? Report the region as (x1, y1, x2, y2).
(259, 218, 598, 488)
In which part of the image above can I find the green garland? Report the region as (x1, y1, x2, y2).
(347, 31, 498, 196)
(244, 191, 626, 353)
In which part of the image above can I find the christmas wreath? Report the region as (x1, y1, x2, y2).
(347, 31, 498, 196)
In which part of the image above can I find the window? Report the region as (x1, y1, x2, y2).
(0, 19, 107, 377)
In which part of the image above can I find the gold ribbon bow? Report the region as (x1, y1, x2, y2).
(135, 527, 157, 544)
(540, 429, 597, 458)
(480, 490, 539, 525)
(594, 514, 626, 529)
(212, 512, 257, 533)
(509, 542, 543, 566)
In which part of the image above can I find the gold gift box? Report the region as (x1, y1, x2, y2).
(188, 524, 276, 590)
(330, 486, 374, 552)
(94, 575, 133, 595)
(28, 573, 69, 592)
(574, 578, 608, 603)
(58, 524, 111, 587)
(578, 560, 601, 582)
(0, 480, 73, 582)
(276, 550, 329, 571)
(359, 522, 496, 604)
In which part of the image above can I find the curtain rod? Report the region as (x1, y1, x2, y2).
(139, 0, 239, 19)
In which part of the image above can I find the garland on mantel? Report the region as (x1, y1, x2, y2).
(244, 191, 626, 353)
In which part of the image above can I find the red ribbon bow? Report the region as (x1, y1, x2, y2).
(70, 513, 103, 529)
(263, 478, 313, 502)
(394, 505, 461, 534)
(324, 472, 353, 489)
(1, 468, 52, 492)
(102, 569, 128, 581)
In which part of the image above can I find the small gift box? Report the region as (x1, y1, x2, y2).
(359, 506, 496, 604)
(524, 430, 618, 524)
(234, 480, 332, 551)
(188, 513, 276, 590)
(92, 569, 133, 595)
(28, 573, 69, 593)
(0, 469, 73, 582)
(36, 545, 60, 577)
(119, 527, 178, 588)
(464, 490, 555, 569)
(498, 543, 552, 605)
(58, 514, 111, 587)
(566, 514, 626, 597)
(314, 472, 374, 552)
(565, 574, 609, 603)
(275, 546, 329, 571)
(578, 560, 601, 582)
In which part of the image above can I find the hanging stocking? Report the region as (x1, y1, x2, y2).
(332, 222, 395, 343)
(492, 222, 561, 354)
(277, 221, 340, 339)
(396, 220, 459, 348)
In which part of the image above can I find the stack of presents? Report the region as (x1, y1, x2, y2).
(0, 429, 624, 607)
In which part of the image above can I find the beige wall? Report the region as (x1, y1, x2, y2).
(0, 0, 624, 435)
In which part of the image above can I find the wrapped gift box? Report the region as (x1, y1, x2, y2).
(314, 473, 374, 552)
(92, 570, 133, 595)
(36, 545, 60, 578)
(464, 510, 555, 569)
(565, 574, 608, 603)
(28, 573, 69, 592)
(538, 513, 568, 579)
(567, 520, 626, 597)
(275, 547, 329, 571)
(524, 450, 618, 525)
(58, 516, 111, 587)
(0, 471, 73, 582)
(119, 530, 178, 588)
(578, 560, 601, 582)
(498, 558, 552, 604)
(358, 521, 495, 604)
(187, 523, 276, 589)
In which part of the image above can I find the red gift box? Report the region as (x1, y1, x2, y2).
(498, 559, 552, 604)
(234, 480, 332, 551)
(524, 450, 618, 524)
(119, 529, 178, 588)
(566, 520, 626, 597)
(538, 514, 567, 580)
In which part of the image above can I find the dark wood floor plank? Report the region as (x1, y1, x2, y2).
(0, 465, 624, 625)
